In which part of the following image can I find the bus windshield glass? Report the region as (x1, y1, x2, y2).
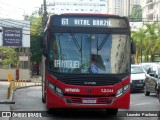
(48, 33, 130, 74)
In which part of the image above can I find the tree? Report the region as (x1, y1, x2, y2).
(0, 47, 19, 69)
(24, 13, 43, 64)
(131, 27, 146, 63)
(132, 22, 160, 63)
(130, 5, 142, 22)
(144, 22, 160, 62)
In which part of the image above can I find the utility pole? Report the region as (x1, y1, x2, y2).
(128, 0, 130, 20)
(42, 0, 48, 29)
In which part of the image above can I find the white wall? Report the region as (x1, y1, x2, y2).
(0, 69, 31, 81)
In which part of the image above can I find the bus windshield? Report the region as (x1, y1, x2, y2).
(48, 33, 130, 74)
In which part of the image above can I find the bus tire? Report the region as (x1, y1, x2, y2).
(42, 96, 46, 103)
(42, 85, 46, 103)
(106, 108, 118, 115)
(42, 76, 46, 103)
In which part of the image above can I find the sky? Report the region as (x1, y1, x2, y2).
(0, 0, 43, 20)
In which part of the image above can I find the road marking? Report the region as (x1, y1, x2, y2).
(131, 102, 151, 106)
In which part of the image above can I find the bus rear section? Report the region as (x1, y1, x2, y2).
(42, 14, 134, 115)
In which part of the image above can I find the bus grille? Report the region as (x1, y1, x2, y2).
(66, 97, 114, 105)
(59, 76, 120, 86)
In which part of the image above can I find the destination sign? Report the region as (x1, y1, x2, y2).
(61, 18, 108, 27)
(52, 17, 127, 28)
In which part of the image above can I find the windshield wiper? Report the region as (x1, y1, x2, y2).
(98, 31, 111, 50)
(70, 33, 81, 51)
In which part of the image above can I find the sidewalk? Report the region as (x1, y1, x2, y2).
(0, 81, 10, 120)
(0, 76, 42, 119)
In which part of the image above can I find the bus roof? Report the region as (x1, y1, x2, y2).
(49, 13, 125, 18)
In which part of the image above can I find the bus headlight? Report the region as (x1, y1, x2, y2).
(123, 84, 130, 92)
(48, 82, 55, 91)
(55, 86, 63, 96)
(48, 82, 63, 97)
(116, 88, 123, 97)
(116, 84, 130, 98)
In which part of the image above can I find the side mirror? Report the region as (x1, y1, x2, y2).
(131, 42, 136, 54)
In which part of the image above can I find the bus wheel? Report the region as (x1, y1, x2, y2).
(42, 86, 46, 103)
(42, 96, 46, 103)
(106, 108, 118, 115)
(144, 85, 150, 96)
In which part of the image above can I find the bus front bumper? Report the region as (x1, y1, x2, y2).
(46, 88, 130, 109)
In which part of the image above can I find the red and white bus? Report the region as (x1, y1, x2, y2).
(42, 14, 135, 115)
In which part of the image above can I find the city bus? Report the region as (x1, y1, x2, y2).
(42, 14, 136, 115)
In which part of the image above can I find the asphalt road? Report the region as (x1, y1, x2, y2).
(9, 86, 160, 120)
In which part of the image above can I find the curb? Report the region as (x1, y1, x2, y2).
(9, 84, 41, 101)
(7, 84, 41, 120)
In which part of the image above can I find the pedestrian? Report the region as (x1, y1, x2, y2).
(36, 63, 40, 75)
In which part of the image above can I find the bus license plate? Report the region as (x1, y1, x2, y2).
(82, 98, 96, 104)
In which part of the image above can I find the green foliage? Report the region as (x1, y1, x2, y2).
(0, 47, 19, 69)
(130, 5, 142, 22)
(24, 13, 43, 63)
(132, 22, 160, 62)
(30, 35, 43, 63)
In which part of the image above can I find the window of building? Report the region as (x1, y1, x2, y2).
(100, 4, 105, 6)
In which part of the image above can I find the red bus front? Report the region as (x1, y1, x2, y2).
(42, 14, 131, 114)
(46, 73, 130, 109)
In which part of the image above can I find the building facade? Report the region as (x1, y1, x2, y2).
(46, 0, 107, 14)
(44, 0, 143, 17)
(106, 0, 142, 17)
(142, 0, 160, 21)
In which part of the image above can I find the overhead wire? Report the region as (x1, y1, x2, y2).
(0, 8, 25, 15)
(0, 23, 41, 33)
(0, 2, 43, 43)
(0, 1, 26, 12)
(0, 10, 43, 29)
(0, 18, 43, 32)
(0, 18, 30, 28)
